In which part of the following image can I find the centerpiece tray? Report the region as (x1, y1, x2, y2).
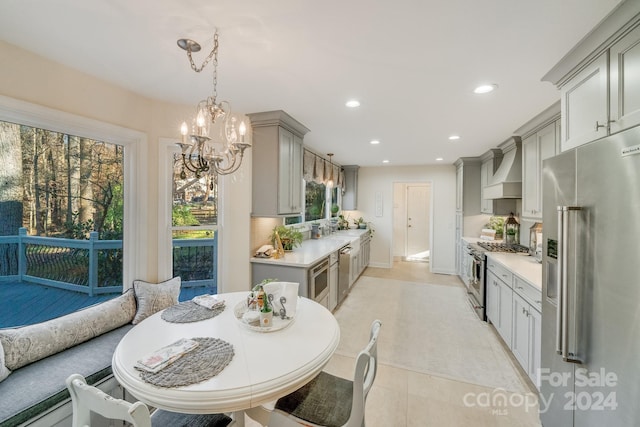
(233, 300, 295, 333)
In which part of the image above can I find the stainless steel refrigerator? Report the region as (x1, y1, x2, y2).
(540, 125, 640, 426)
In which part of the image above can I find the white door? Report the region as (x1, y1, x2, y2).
(406, 184, 430, 260)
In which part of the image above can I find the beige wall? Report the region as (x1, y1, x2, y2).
(0, 40, 252, 290)
(346, 165, 457, 274)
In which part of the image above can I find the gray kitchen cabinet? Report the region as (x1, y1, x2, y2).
(610, 24, 640, 134)
(248, 110, 309, 217)
(341, 165, 359, 210)
(559, 53, 609, 151)
(480, 150, 500, 214)
(329, 253, 338, 311)
(543, 2, 640, 150)
(511, 292, 531, 374)
(512, 290, 542, 388)
(521, 121, 558, 219)
(358, 232, 371, 274)
(252, 263, 309, 297)
(486, 269, 512, 346)
(454, 158, 481, 277)
(485, 268, 499, 326)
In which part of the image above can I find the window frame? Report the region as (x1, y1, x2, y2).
(0, 94, 146, 291)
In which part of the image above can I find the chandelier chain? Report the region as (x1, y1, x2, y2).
(186, 30, 219, 74)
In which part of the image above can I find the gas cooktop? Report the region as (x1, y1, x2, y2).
(476, 242, 529, 254)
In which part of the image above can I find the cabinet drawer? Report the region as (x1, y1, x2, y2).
(513, 275, 542, 312)
(486, 259, 513, 286)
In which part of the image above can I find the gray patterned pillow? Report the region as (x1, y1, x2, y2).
(0, 290, 136, 371)
(0, 339, 11, 382)
(132, 277, 181, 324)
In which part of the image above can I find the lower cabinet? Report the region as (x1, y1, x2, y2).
(329, 255, 339, 311)
(486, 257, 542, 389)
(486, 270, 512, 345)
(512, 292, 541, 387)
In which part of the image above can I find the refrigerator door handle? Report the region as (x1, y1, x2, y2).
(560, 205, 583, 364)
(556, 207, 564, 355)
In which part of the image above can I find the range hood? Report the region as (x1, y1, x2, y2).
(484, 137, 522, 199)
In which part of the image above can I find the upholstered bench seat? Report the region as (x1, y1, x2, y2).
(0, 325, 133, 427)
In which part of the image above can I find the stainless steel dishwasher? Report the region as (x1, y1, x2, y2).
(337, 245, 351, 304)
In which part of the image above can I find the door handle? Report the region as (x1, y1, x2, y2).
(558, 206, 583, 363)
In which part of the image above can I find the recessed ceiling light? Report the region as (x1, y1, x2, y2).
(370, 140, 380, 145)
(382, 160, 389, 164)
(474, 84, 498, 94)
(436, 157, 444, 161)
(345, 100, 360, 108)
(448, 135, 460, 141)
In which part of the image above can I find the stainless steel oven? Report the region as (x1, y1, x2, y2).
(467, 245, 486, 321)
(309, 258, 329, 307)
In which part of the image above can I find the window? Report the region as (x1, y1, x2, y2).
(0, 120, 125, 327)
(170, 155, 218, 300)
(305, 180, 327, 222)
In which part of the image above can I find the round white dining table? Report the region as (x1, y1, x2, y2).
(112, 292, 340, 425)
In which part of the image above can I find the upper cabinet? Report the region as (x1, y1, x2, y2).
(559, 53, 608, 150)
(247, 110, 309, 217)
(542, 2, 640, 151)
(516, 102, 561, 220)
(522, 121, 558, 219)
(341, 165, 359, 211)
(610, 24, 640, 134)
(454, 158, 482, 215)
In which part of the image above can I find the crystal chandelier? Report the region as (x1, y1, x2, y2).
(176, 29, 250, 178)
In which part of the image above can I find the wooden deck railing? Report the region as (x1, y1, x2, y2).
(0, 228, 217, 296)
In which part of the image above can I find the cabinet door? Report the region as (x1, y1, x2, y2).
(329, 262, 338, 311)
(278, 128, 294, 214)
(523, 122, 557, 219)
(455, 165, 463, 211)
(487, 271, 512, 345)
(342, 166, 359, 210)
(529, 307, 542, 388)
(480, 160, 492, 214)
(486, 271, 499, 324)
(290, 134, 303, 212)
(521, 134, 538, 218)
(277, 128, 303, 215)
(511, 292, 530, 370)
(496, 277, 513, 346)
(560, 53, 609, 151)
(610, 24, 640, 133)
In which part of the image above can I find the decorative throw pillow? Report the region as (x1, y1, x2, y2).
(132, 277, 181, 324)
(0, 289, 136, 371)
(0, 339, 11, 382)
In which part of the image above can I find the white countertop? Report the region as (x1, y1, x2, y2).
(250, 229, 369, 268)
(485, 252, 542, 290)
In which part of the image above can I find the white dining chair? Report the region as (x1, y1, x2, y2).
(65, 374, 232, 427)
(268, 319, 382, 427)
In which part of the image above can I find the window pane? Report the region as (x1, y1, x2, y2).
(0, 121, 124, 327)
(305, 181, 326, 222)
(172, 155, 217, 227)
(171, 154, 218, 300)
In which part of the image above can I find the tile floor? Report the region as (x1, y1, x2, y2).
(246, 261, 543, 427)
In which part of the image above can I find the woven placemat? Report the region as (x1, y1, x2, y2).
(161, 301, 225, 323)
(137, 337, 234, 388)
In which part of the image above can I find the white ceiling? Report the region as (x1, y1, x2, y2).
(0, 0, 623, 166)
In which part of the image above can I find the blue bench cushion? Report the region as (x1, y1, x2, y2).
(0, 324, 133, 427)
